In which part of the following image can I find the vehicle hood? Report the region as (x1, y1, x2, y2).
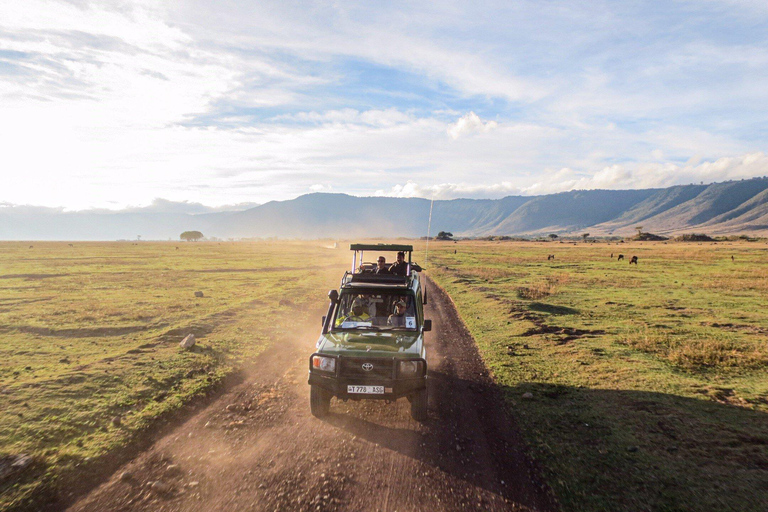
(316, 331, 422, 357)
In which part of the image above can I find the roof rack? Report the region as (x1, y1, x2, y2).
(349, 243, 413, 252)
(349, 243, 415, 274)
(341, 270, 418, 289)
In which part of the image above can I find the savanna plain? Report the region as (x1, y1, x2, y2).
(0, 241, 349, 510)
(1, 239, 767, 511)
(428, 239, 768, 511)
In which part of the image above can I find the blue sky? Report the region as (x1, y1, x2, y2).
(0, 0, 767, 210)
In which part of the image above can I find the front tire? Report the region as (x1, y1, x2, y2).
(410, 388, 428, 422)
(310, 385, 331, 417)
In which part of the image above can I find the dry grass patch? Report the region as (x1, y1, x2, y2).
(517, 273, 570, 300)
(621, 324, 768, 370)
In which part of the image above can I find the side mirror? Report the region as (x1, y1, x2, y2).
(328, 289, 339, 303)
(321, 315, 326, 327)
(423, 319, 432, 332)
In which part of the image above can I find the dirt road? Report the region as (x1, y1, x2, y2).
(66, 278, 556, 511)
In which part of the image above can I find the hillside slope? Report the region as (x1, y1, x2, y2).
(4, 178, 768, 240)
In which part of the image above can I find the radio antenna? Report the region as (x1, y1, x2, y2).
(425, 193, 435, 268)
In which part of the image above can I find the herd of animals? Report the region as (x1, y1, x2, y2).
(548, 253, 639, 264)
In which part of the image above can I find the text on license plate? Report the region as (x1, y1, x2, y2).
(347, 385, 385, 394)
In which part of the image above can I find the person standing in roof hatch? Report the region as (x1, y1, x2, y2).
(389, 251, 408, 276)
(375, 256, 391, 274)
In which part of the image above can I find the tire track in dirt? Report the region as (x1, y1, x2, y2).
(65, 276, 556, 512)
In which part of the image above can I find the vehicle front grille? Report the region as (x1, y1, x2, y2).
(339, 357, 394, 380)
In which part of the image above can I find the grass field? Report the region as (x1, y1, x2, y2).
(0, 241, 348, 510)
(3, 239, 767, 511)
(427, 240, 768, 511)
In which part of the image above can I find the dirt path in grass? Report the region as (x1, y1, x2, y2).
(64, 277, 556, 512)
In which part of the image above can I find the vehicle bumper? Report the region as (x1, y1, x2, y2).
(308, 372, 426, 400)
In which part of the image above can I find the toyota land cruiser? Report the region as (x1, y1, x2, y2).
(308, 244, 431, 421)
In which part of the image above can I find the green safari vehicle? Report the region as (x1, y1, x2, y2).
(308, 244, 431, 421)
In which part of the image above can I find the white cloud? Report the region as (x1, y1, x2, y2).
(0, 1, 766, 210)
(447, 112, 498, 140)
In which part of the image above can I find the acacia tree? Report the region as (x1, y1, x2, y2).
(180, 230, 204, 242)
(436, 231, 454, 240)
(581, 233, 590, 242)
(549, 234, 558, 240)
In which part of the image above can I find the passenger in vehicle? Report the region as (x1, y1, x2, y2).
(362, 294, 383, 318)
(375, 256, 391, 274)
(336, 297, 370, 326)
(389, 251, 408, 276)
(387, 299, 408, 327)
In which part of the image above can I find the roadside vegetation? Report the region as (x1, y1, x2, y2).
(0, 241, 347, 510)
(427, 240, 768, 511)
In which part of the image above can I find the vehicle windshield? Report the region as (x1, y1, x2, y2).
(333, 292, 417, 331)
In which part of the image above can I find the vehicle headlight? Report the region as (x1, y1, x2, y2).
(399, 360, 421, 376)
(312, 355, 336, 373)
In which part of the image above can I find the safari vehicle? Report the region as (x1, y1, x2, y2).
(308, 244, 431, 421)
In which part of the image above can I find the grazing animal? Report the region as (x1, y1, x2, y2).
(610, 253, 613, 258)
(547, 254, 555, 260)
(630, 255, 638, 265)
(454, 249, 457, 254)
(68, 243, 73, 247)
(731, 255, 734, 261)
(617, 254, 624, 261)
(28, 245, 33, 249)
(176, 246, 179, 250)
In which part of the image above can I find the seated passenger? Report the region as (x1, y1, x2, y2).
(387, 299, 407, 327)
(336, 297, 371, 326)
(375, 256, 391, 274)
(389, 251, 408, 276)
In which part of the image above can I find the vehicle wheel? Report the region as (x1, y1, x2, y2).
(410, 388, 428, 422)
(310, 385, 331, 417)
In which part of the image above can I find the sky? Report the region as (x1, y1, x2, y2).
(1, 0, 767, 211)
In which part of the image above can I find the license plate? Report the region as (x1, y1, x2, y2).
(347, 385, 385, 394)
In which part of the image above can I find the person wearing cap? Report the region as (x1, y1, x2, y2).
(375, 256, 391, 274)
(336, 296, 371, 326)
(389, 251, 408, 276)
(387, 298, 408, 327)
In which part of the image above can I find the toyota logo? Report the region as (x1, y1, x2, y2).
(361, 363, 374, 372)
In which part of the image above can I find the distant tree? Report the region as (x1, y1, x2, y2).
(436, 231, 454, 240)
(180, 230, 204, 242)
(548, 234, 558, 240)
(635, 226, 643, 236)
(581, 233, 590, 242)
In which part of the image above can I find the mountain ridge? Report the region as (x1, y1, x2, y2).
(3, 178, 768, 240)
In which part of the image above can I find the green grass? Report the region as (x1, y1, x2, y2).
(0, 241, 348, 510)
(427, 240, 768, 512)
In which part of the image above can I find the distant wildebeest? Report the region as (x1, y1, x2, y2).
(630, 255, 638, 265)
(68, 244, 73, 247)
(28, 245, 33, 249)
(610, 253, 613, 258)
(731, 255, 734, 261)
(176, 246, 179, 250)
(547, 254, 555, 260)
(617, 254, 624, 261)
